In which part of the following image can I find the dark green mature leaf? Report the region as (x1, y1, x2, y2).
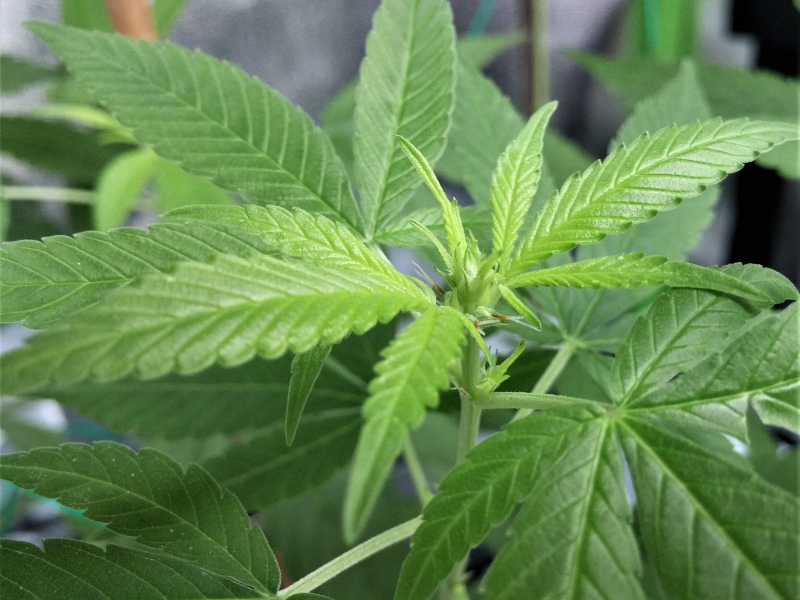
(508, 253, 775, 304)
(0, 539, 264, 600)
(0, 442, 281, 593)
(286, 344, 333, 444)
(29, 23, 362, 231)
(0, 221, 274, 328)
(628, 303, 800, 438)
(0, 253, 429, 395)
(621, 417, 800, 600)
(395, 406, 602, 600)
(483, 424, 645, 600)
(491, 101, 557, 265)
(612, 264, 798, 405)
(205, 408, 361, 510)
(0, 55, 60, 93)
(355, 0, 456, 234)
(510, 118, 798, 273)
(345, 306, 465, 543)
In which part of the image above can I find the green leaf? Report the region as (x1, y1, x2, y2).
(29, 22, 362, 231)
(354, 0, 456, 234)
(155, 159, 231, 212)
(0, 253, 429, 395)
(507, 253, 775, 304)
(456, 31, 526, 68)
(0, 221, 274, 329)
(205, 408, 361, 510)
(0, 442, 281, 593)
(0, 55, 60, 94)
(344, 306, 465, 543)
(620, 417, 800, 600)
(483, 423, 645, 600)
(93, 148, 159, 230)
(612, 264, 798, 405)
(543, 130, 595, 187)
(394, 406, 602, 600)
(61, 0, 111, 31)
(510, 118, 798, 273)
(153, 0, 190, 37)
(627, 303, 800, 438)
(164, 204, 408, 285)
(0, 539, 265, 600)
(491, 101, 557, 266)
(286, 344, 333, 445)
(373, 205, 491, 248)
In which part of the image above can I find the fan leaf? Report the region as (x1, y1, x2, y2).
(286, 344, 333, 445)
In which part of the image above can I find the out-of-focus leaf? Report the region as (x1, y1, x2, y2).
(93, 148, 158, 230)
(0, 56, 60, 93)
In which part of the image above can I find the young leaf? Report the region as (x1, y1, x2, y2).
(373, 205, 491, 248)
(482, 424, 645, 600)
(354, 0, 456, 234)
(611, 264, 798, 404)
(344, 306, 465, 543)
(0, 253, 430, 395)
(0, 442, 281, 593)
(509, 119, 798, 273)
(627, 303, 800, 438)
(507, 253, 775, 304)
(93, 148, 158, 230)
(286, 344, 332, 445)
(620, 417, 800, 600)
(0, 221, 274, 329)
(205, 408, 361, 510)
(491, 101, 557, 266)
(0, 539, 265, 600)
(395, 406, 602, 600)
(28, 22, 362, 231)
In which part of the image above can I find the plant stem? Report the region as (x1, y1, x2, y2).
(0, 186, 95, 205)
(530, 0, 550, 112)
(279, 517, 421, 596)
(513, 341, 576, 421)
(475, 391, 600, 411)
(404, 438, 434, 506)
(102, 0, 158, 40)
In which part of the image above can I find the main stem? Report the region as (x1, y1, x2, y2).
(530, 0, 550, 112)
(279, 517, 421, 596)
(514, 341, 576, 421)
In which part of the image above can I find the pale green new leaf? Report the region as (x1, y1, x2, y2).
(621, 417, 800, 600)
(0, 442, 281, 593)
(205, 408, 361, 510)
(628, 303, 800, 438)
(394, 407, 602, 600)
(507, 253, 774, 304)
(491, 101, 557, 265)
(286, 344, 332, 445)
(510, 118, 798, 273)
(483, 424, 645, 600)
(612, 264, 798, 404)
(344, 306, 465, 543)
(0, 540, 264, 600)
(93, 148, 158, 230)
(354, 0, 456, 234)
(0, 253, 429, 395)
(29, 22, 362, 230)
(0, 221, 274, 329)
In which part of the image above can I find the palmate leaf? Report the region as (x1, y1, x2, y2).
(507, 253, 775, 304)
(620, 417, 800, 600)
(0, 221, 275, 329)
(286, 343, 333, 445)
(509, 118, 798, 274)
(29, 23, 362, 231)
(627, 303, 800, 438)
(0, 253, 429, 395)
(483, 424, 645, 600)
(0, 540, 264, 600)
(0, 442, 281, 593)
(373, 205, 491, 248)
(491, 101, 557, 266)
(395, 406, 602, 600)
(354, 0, 456, 234)
(204, 408, 362, 511)
(164, 204, 408, 284)
(611, 264, 798, 404)
(344, 306, 465, 543)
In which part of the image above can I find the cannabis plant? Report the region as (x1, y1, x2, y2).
(1, 0, 799, 599)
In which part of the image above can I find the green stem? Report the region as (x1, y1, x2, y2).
(404, 438, 434, 506)
(279, 517, 421, 597)
(530, 0, 550, 112)
(475, 391, 601, 411)
(513, 341, 576, 421)
(0, 186, 94, 204)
